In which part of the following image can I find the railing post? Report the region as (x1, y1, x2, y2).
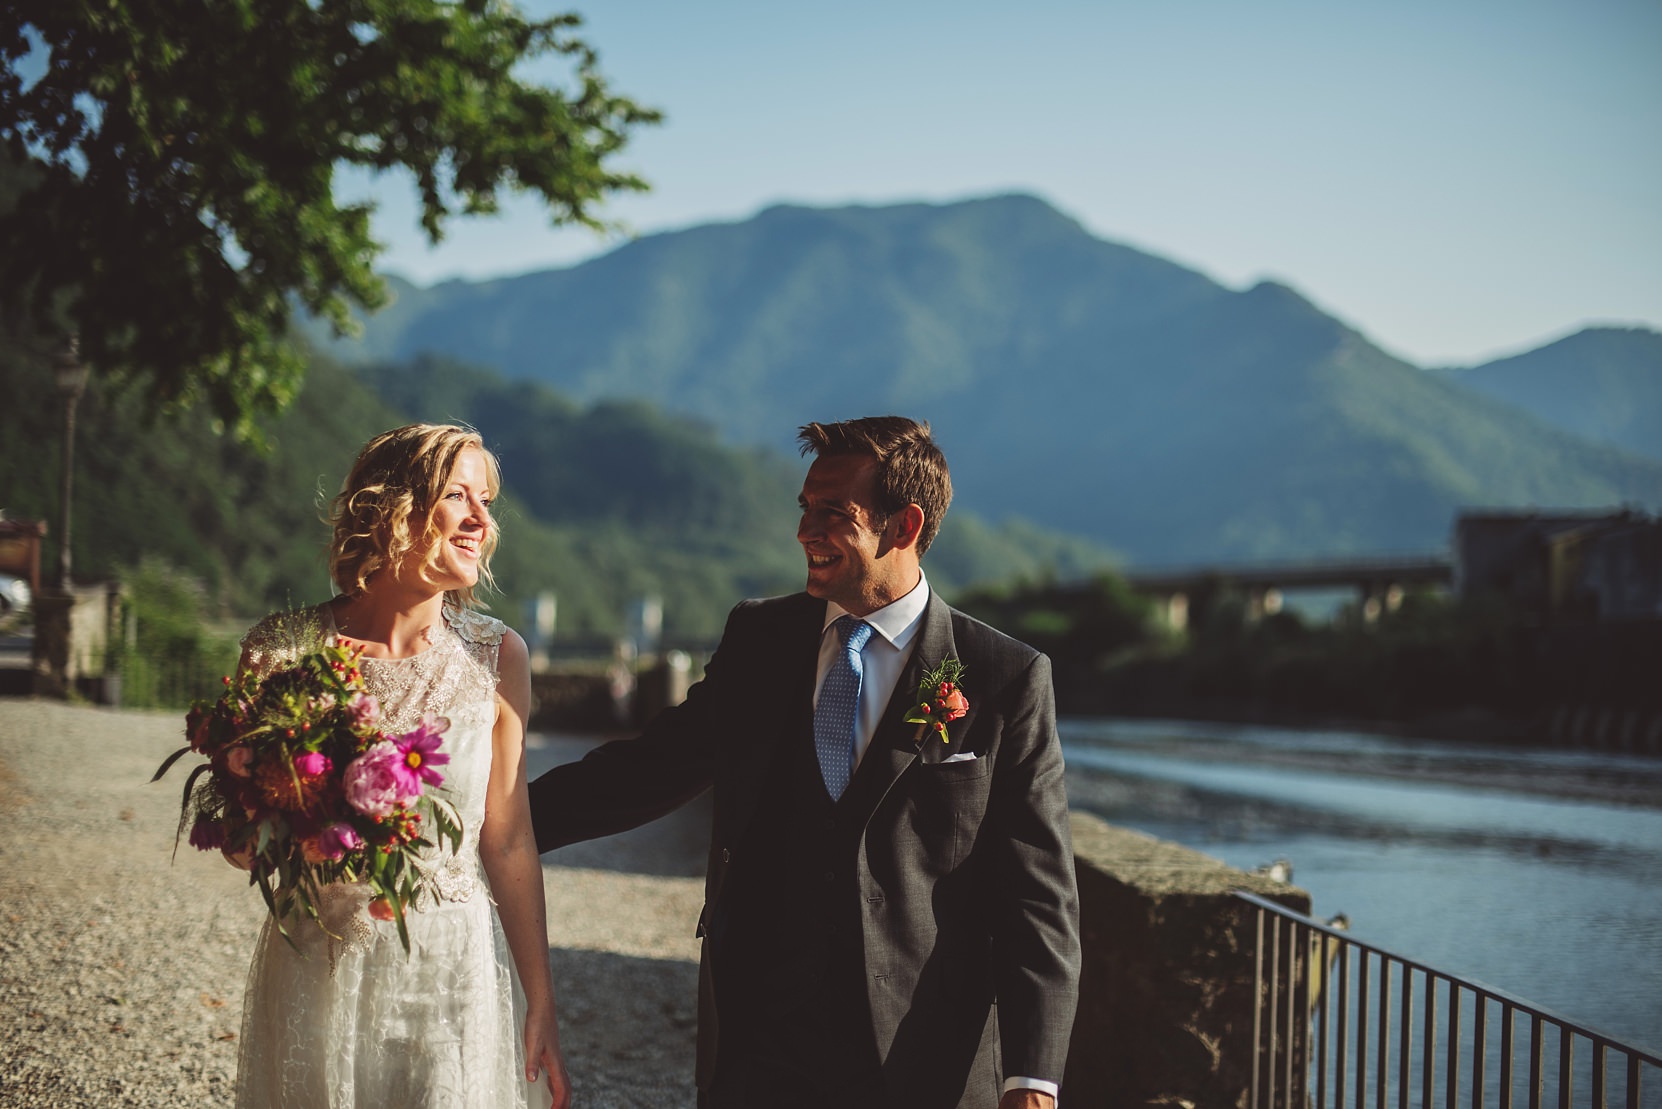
(1501, 1002, 1516, 1109)
(1400, 968, 1413, 1109)
(1336, 940, 1350, 1109)
(1448, 978, 1462, 1109)
(1252, 906, 1264, 1109)
(1287, 920, 1303, 1109)
(1474, 991, 1488, 1108)
(1316, 931, 1330, 1109)
(1559, 1026, 1574, 1109)
(1530, 1016, 1545, 1109)
(1423, 972, 1437, 1109)
(1377, 960, 1391, 1109)
(1357, 950, 1370, 1109)
(1269, 913, 1281, 1109)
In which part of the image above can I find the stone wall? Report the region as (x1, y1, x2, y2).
(30, 582, 122, 701)
(528, 653, 697, 734)
(528, 670, 623, 733)
(1066, 812, 1310, 1109)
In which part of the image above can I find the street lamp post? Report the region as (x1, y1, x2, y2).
(53, 334, 89, 589)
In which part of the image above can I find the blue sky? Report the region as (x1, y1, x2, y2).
(343, 0, 1662, 368)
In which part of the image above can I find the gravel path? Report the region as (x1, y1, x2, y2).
(0, 699, 706, 1108)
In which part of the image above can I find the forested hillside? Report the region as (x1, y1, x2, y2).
(1, 341, 1113, 638)
(1445, 327, 1662, 463)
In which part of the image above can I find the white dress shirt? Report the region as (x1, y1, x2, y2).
(814, 572, 931, 771)
(812, 573, 1059, 1103)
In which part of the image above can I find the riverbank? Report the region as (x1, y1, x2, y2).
(0, 699, 703, 1108)
(1081, 691, 1662, 759)
(1063, 714, 1662, 811)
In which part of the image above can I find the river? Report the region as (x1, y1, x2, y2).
(1059, 717, 1662, 1060)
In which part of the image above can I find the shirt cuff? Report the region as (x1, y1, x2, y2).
(1002, 1076, 1060, 1100)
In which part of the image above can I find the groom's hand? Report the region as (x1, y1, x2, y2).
(998, 1091, 1055, 1109)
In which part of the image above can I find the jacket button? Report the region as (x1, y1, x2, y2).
(824, 870, 835, 883)
(721, 848, 731, 863)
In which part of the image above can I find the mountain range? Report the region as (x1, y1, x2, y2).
(307, 194, 1662, 566)
(1443, 327, 1662, 464)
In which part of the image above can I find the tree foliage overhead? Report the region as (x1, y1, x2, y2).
(0, 0, 658, 435)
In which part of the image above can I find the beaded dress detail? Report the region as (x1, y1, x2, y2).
(234, 603, 549, 1109)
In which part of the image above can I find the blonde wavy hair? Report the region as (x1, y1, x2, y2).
(328, 424, 502, 609)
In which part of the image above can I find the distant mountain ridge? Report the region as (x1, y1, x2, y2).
(309, 194, 1662, 565)
(1443, 327, 1662, 463)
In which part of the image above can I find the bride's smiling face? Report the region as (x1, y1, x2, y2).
(409, 447, 493, 593)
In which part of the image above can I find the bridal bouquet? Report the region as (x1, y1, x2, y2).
(154, 640, 461, 952)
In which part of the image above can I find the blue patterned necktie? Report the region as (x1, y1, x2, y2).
(815, 615, 874, 801)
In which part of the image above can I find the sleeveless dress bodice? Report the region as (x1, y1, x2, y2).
(233, 603, 549, 1109)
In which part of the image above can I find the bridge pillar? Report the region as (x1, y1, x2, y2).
(1245, 587, 1283, 623)
(1162, 591, 1188, 632)
(1359, 581, 1405, 624)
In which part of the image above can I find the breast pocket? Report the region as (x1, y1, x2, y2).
(905, 757, 994, 872)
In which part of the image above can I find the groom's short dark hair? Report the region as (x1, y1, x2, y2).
(797, 416, 953, 555)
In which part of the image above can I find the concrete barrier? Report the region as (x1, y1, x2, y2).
(1066, 812, 1311, 1108)
(29, 581, 123, 702)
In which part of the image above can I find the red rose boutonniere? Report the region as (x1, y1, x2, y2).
(904, 658, 969, 745)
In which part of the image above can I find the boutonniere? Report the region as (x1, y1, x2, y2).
(904, 658, 969, 745)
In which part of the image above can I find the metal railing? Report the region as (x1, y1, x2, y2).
(1237, 891, 1662, 1109)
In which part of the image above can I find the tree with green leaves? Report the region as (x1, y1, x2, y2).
(0, 0, 658, 436)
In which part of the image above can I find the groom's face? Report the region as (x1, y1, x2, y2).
(797, 454, 916, 616)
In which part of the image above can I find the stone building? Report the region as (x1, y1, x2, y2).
(1453, 508, 1662, 624)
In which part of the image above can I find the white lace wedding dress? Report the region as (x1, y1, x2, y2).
(234, 603, 551, 1109)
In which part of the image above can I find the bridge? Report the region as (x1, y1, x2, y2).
(1122, 554, 1455, 629)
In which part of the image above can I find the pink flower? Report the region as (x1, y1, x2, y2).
(342, 743, 414, 817)
(347, 692, 379, 727)
(294, 751, 332, 777)
(390, 715, 450, 794)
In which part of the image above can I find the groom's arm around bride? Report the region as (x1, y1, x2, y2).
(528, 416, 1080, 1109)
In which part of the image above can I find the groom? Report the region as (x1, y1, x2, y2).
(528, 416, 1080, 1108)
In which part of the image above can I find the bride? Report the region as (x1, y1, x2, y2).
(233, 424, 567, 1108)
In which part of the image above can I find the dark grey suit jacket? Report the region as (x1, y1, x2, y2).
(528, 590, 1081, 1104)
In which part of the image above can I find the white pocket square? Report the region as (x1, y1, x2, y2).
(941, 751, 980, 763)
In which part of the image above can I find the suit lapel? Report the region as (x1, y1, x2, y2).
(856, 590, 958, 805)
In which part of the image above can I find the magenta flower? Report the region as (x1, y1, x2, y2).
(342, 743, 414, 817)
(302, 821, 364, 863)
(321, 821, 364, 856)
(294, 751, 332, 777)
(390, 715, 450, 794)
